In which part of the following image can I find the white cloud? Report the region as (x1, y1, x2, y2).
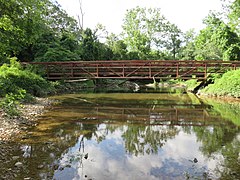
(53, 127, 221, 180)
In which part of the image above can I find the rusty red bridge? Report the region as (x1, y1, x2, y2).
(23, 60, 240, 80)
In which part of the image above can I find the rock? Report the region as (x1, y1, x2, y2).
(21, 136, 29, 140)
(0, 98, 55, 141)
(15, 162, 23, 168)
(45, 141, 52, 145)
(12, 156, 20, 160)
(37, 165, 44, 169)
(65, 164, 71, 168)
(193, 158, 198, 163)
(53, 164, 59, 170)
(84, 153, 88, 159)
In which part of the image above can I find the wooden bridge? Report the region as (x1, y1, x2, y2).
(23, 60, 240, 80)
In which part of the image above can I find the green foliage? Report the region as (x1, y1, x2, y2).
(106, 34, 128, 60)
(0, 0, 80, 62)
(194, 12, 240, 60)
(0, 0, 239, 63)
(36, 46, 80, 62)
(79, 28, 100, 60)
(44, 1, 79, 36)
(0, 58, 53, 97)
(33, 31, 81, 62)
(0, 58, 53, 116)
(78, 28, 115, 60)
(0, 0, 49, 62)
(184, 79, 201, 91)
(202, 69, 240, 97)
(227, 0, 240, 35)
(0, 89, 26, 117)
(122, 6, 182, 59)
(207, 73, 222, 82)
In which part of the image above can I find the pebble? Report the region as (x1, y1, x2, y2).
(53, 164, 59, 170)
(59, 166, 64, 171)
(37, 165, 44, 169)
(0, 98, 55, 141)
(21, 136, 29, 140)
(12, 156, 20, 160)
(15, 162, 23, 168)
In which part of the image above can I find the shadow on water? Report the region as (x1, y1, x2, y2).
(0, 89, 240, 180)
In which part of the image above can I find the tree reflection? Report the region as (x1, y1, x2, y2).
(219, 138, 240, 179)
(194, 125, 240, 179)
(192, 98, 240, 179)
(193, 126, 238, 157)
(2, 94, 240, 179)
(122, 125, 179, 155)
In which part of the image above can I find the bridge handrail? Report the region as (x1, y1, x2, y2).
(22, 60, 240, 65)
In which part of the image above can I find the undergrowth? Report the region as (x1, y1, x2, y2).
(0, 58, 54, 117)
(202, 69, 240, 98)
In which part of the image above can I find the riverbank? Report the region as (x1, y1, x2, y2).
(1, 75, 240, 141)
(0, 80, 137, 141)
(0, 98, 55, 141)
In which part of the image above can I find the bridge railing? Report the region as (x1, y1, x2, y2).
(22, 60, 240, 80)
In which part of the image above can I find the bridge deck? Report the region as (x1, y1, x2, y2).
(23, 60, 240, 80)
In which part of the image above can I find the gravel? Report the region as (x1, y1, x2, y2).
(0, 97, 55, 141)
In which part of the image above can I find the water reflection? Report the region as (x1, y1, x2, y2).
(0, 93, 239, 179)
(53, 126, 210, 180)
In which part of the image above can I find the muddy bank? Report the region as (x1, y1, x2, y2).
(0, 98, 55, 141)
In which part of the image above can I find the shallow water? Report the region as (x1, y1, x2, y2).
(1, 92, 240, 179)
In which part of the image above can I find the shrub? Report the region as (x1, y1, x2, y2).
(0, 89, 26, 117)
(0, 58, 54, 117)
(202, 69, 240, 98)
(184, 79, 201, 91)
(0, 58, 53, 97)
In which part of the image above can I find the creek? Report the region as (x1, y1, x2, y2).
(0, 89, 240, 179)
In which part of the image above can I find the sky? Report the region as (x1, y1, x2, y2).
(57, 0, 223, 34)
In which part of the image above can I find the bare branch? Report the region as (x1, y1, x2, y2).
(78, 0, 84, 30)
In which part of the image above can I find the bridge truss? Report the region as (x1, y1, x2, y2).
(23, 60, 240, 80)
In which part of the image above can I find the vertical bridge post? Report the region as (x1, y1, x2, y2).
(204, 62, 207, 79)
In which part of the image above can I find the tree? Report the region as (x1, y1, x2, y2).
(180, 29, 197, 60)
(122, 7, 161, 59)
(0, 0, 81, 62)
(44, 1, 79, 36)
(122, 7, 182, 60)
(106, 33, 128, 60)
(162, 23, 182, 59)
(33, 31, 80, 62)
(0, 0, 31, 62)
(225, 0, 240, 35)
(78, 28, 98, 60)
(195, 12, 240, 60)
(77, 0, 84, 30)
